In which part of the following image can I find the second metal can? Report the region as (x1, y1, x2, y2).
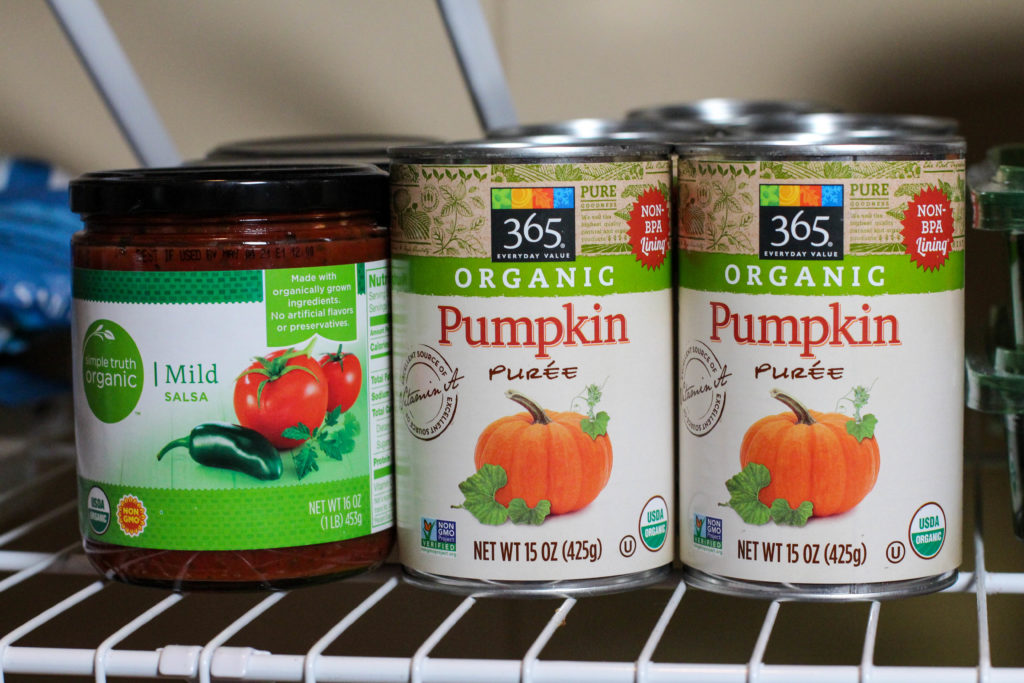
(675, 131, 966, 599)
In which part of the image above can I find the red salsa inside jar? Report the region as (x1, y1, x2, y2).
(69, 164, 393, 589)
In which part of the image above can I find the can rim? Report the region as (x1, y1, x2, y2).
(389, 137, 673, 164)
(674, 133, 966, 159)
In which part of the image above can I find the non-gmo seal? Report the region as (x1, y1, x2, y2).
(680, 340, 730, 436)
(400, 344, 462, 441)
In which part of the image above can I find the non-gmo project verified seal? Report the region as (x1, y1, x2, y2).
(421, 517, 456, 554)
(694, 514, 723, 553)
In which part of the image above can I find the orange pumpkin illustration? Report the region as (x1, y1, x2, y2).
(474, 390, 612, 515)
(739, 389, 880, 517)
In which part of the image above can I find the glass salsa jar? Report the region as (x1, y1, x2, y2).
(69, 164, 394, 589)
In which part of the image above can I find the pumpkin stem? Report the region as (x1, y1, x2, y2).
(770, 388, 816, 425)
(505, 390, 552, 425)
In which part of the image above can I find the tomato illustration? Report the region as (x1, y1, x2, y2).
(234, 346, 328, 449)
(319, 346, 362, 412)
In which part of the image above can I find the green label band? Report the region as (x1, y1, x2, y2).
(678, 251, 964, 296)
(80, 476, 379, 550)
(74, 269, 264, 304)
(393, 253, 671, 298)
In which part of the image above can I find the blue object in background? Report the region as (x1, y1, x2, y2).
(0, 157, 79, 405)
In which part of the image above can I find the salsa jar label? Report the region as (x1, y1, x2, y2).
(71, 261, 393, 551)
(677, 157, 965, 585)
(390, 159, 675, 583)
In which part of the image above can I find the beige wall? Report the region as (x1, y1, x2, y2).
(2, 0, 1023, 174)
(1, 0, 1020, 449)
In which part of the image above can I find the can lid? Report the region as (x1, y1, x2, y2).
(626, 98, 838, 124)
(486, 117, 716, 141)
(736, 112, 960, 137)
(388, 137, 672, 164)
(70, 163, 389, 217)
(204, 133, 440, 161)
(970, 144, 1024, 232)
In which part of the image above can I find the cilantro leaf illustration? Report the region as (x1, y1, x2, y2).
(722, 462, 772, 525)
(293, 445, 320, 479)
(453, 464, 510, 525)
(508, 498, 551, 525)
(770, 499, 814, 527)
(289, 407, 360, 479)
(281, 422, 312, 441)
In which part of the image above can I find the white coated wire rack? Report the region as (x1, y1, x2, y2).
(10, 4, 1024, 680)
(1, 421, 1023, 683)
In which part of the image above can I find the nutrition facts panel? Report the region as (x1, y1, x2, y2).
(365, 260, 394, 532)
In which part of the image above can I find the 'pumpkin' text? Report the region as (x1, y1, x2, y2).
(439, 302, 629, 359)
(709, 301, 900, 359)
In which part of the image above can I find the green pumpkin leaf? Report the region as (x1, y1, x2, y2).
(722, 463, 772, 525)
(454, 464, 510, 525)
(508, 498, 551, 525)
(770, 499, 814, 526)
(846, 413, 877, 442)
(580, 411, 610, 439)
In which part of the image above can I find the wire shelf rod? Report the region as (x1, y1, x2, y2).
(410, 595, 477, 683)
(0, 500, 76, 549)
(636, 577, 688, 683)
(0, 462, 74, 510)
(302, 576, 400, 683)
(522, 597, 578, 683)
(46, 0, 180, 166)
(0, 580, 106, 683)
(859, 600, 881, 683)
(0, 543, 78, 590)
(197, 591, 287, 683)
(93, 592, 183, 683)
(747, 600, 781, 683)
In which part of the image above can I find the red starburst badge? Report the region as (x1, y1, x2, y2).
(627, 187, 670, 270)
(117, 494, 147, 537)
(900, 186, 954, 271)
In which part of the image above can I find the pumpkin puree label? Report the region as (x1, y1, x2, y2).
(392, 159, 675, 583)
(678, 157, 965, 586)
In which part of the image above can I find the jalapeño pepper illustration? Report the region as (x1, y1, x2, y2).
(157, 423, 283, 481)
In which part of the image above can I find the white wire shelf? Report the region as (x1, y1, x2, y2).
(1, 431, 1022, 682)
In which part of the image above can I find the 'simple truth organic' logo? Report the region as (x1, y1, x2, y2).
(81, 319, 144, 423)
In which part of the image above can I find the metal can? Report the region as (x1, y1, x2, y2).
(627, 98, 838, 126)
(70, 164, 394, 589)
(390, 140, 675, 596)
(675, 132, 966, 599)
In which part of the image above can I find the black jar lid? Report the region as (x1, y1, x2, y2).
(70, 163, 389, 218)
